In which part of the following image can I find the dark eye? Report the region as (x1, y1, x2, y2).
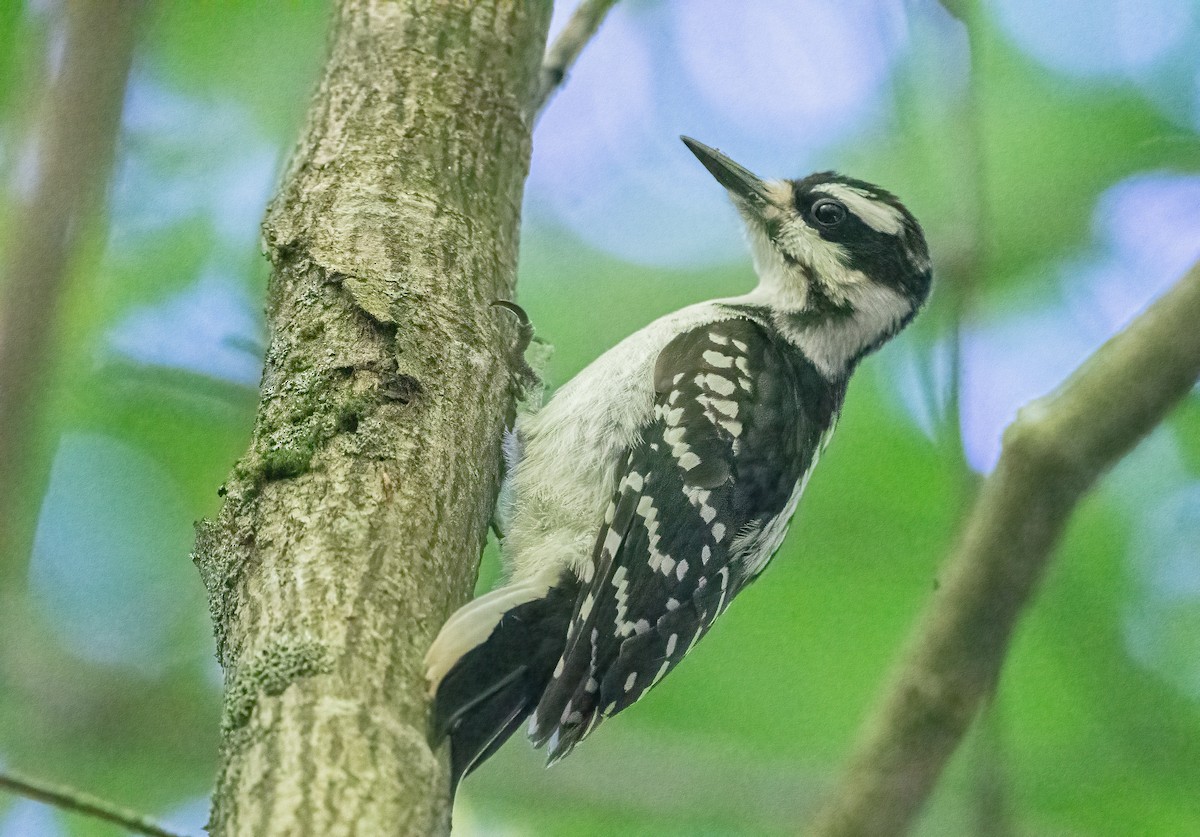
(812, 198, 847, 227)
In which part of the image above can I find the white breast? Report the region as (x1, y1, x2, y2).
(503, 301, 744, 582)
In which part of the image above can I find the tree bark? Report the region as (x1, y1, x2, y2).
(193, 2, 551, 834)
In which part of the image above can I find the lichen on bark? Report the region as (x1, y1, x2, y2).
(192, 2, 553, 834)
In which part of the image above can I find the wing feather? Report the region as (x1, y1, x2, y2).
(530, 315, 843, 760)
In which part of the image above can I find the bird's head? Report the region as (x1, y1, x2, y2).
(683, 136, 932, 374)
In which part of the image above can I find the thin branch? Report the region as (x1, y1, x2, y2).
(0, 767, 187, 837)
(531, 0, 620, 118)
(809, 258, 1200, 837)
(0, 0, 138, 569)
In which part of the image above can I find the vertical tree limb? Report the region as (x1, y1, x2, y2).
(193, 1, 552, 834)
(808, 259, 1200, 836)
(0, 0, 138, 572)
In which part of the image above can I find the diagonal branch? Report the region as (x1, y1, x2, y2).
(0, 768, 186, 837)
(531, 0, 620, 118)
(809, 258, 1200, 837)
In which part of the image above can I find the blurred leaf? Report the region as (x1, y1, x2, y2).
(142, 0, 328, 140)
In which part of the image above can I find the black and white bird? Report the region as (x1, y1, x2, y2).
(426, 136, 932, 789)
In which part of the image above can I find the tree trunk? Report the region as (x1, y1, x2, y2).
(193, 1, 551, 834)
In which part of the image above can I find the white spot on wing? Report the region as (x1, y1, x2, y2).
(603, 529, 623, 557)
(584, 710, 602, 737)
(613, 566, 633, 636)
(652, 660, 671, 686)
(703, 374, 735, 396)
(716, 567, 731, 614)
(702, 350, 734, 368)
(711, 399, 739, 418)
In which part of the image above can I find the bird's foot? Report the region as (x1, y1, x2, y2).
(491, 299, 540, 396)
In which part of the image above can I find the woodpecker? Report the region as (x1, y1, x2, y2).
(426, 136, 932, 789)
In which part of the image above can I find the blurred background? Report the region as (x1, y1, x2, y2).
(0, 0, 1198, 834)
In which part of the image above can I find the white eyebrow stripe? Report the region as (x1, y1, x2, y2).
(814, 183, 905, 235)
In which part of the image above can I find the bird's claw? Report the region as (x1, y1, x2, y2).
(491, 299, 539, 394)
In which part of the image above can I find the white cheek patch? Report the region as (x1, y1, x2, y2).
(813, 183, 905, 235)
(785, 281, 913, 378)
(745, 216, 867, 313)
(773, 219, 853, 290)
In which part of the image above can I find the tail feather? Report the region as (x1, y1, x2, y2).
(428, 574, 579, 791)
(444, 674, 532, 788)
(424, 575, 553, 694)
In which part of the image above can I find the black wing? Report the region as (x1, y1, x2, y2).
(529, 315, 842, 760)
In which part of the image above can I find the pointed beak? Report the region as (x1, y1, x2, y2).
(681, 136, 772, 207)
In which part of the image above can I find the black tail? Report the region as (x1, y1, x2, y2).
(430, 578, 578, 791)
